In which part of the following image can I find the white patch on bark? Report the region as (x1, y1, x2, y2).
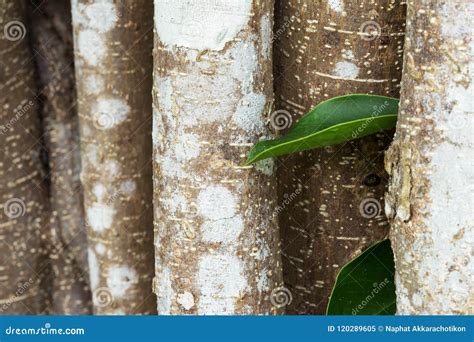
(77, 29, 106, 66)
(86, 203, 115, 232)
(156, 267, 173, 315)
(107, 266, 138, 298)
(88, 248, 99, 290)
(120, 180, 136, 195)
(92, 98, 130, 129)
(154, 0, 252, 51)
(85, 75, 105, 94)
(255, 158, 274, 176)
(96, 243, 106, 255)
(201, 217, 244, 244)
(177, 292, 195, 310)
(78, 1, 118, 33)
(333, 61, 359, 79)
(342, 50, 354, 60)
(92, 183, 107, 201)
(174, 133, 201, 162)
(197, 254, 248, 314)
(328, 0, 344, 13)
(72, 0, 118, 65)
(260, 14, 271, 59)
(105, 160, 120, 174)
(197, 185, 238, 220)
(233, 93, 266, 133)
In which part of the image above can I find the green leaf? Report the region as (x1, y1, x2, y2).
(326, 239, 396, 315)
(245, 94, 399, 165)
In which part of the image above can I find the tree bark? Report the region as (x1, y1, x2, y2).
(30, 0, 92, 315)
(71, 0, 156, 314)
(0, 0, 48, 314)
(274, 0, 406, 314)
(385, 0, 473, 315)
(152, 0, 283, 314)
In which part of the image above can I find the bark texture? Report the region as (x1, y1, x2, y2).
(274, 0, 406, 314)
(72, 0, 156, 314)
(152, 0, 283, 314)
(0, 0, 48, 314)
(385, 0, 473, 314)
(30, 0, 91, 315)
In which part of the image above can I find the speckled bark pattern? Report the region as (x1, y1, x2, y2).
(274, 0, 406, 314)
(385, 0, 473, 314)
(0, 0, 48, 314)
(152, 0, 283, 315)
(30, 0, 92, 315)
(72, 0, 156, 314)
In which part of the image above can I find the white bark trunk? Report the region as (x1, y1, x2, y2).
(152, 0, 283, 315)
(385, 0, 473, 314)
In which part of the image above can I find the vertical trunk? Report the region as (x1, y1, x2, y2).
(274, 0, 406, 314)
(0, 0, 48, 314)
(385, 0, 473, 314)
(30, 0, 92, 315)
(152, 0, 283, 314)
(71, 0, 156, 314)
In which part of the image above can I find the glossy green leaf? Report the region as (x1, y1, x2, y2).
(245, 94, 398, 165)
(326, 239, 396, 315)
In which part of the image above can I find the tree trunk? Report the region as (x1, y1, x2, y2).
(30, 0, 92, 315)
(71, 0, 156, 315)
(385, 0, 473, 315)
(274, 0, 406, 314)
(152, 0, 283, 315)
(0, 0, 48, 314)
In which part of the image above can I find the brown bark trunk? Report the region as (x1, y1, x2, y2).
(72, 0, 156, 314)
(0, 0, 48, 314)
(385, 0, 473, 314)
(30, 0, 92, 315)
(274, 0, 406, 314)
(152, 0, 283, 315)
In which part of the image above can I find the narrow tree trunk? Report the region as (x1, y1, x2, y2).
(71, 0, 156, 314)
(274, 0, 406, 314)
(385, 0, 473, 314)
(0, 0, 48, 314)
(30, 0, 92, 315)
(152, 0, 283, 314)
